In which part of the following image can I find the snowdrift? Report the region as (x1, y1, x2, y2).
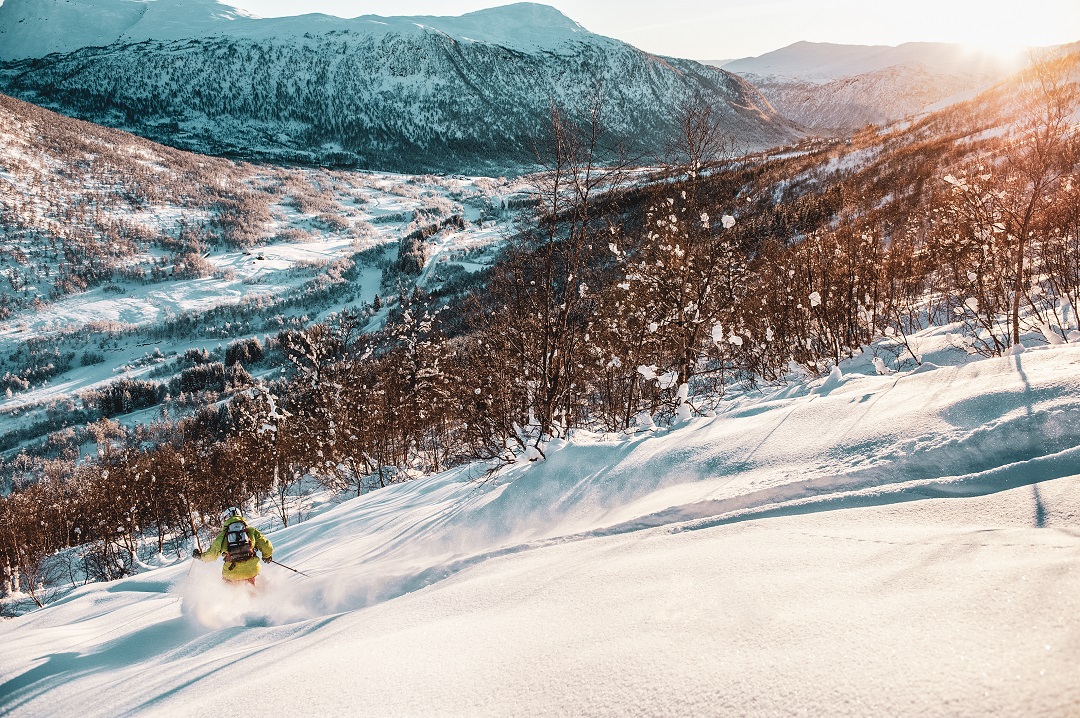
(1, 338, 1078, 716)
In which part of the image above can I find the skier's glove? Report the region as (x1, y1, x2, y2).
(193, 549, 202, 559)
(264, 556, 273, 563)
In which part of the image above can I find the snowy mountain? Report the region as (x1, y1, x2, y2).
(721, 41, 1031, 131)
(0, 0, 593, 61)
(0, 2, 800, 173)
(0, 0, 257, 60)
(1, 330, 1078, 716)
(723, 41, 1028, 82)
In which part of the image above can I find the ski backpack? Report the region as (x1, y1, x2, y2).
(224, 520, 254, 563)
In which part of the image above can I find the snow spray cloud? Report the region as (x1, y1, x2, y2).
(177, 561, 314, 629)
(175, 558, 430, 629)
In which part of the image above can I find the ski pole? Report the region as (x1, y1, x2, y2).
(185, 546, 203, 578)
(268, 559, 309, 577)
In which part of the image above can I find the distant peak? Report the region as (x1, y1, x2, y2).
(402, 2, 591, 53)
(458, 2, 585, 30)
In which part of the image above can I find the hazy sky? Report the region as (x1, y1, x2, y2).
(222, 0, 1080, 59)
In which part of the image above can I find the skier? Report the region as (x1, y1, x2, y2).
(194, 509, 273, 585)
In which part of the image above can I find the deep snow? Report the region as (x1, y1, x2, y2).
(1, 333, 1078, 716)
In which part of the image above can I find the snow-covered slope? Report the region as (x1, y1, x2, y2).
(721, 41, 1030, 131)
(0, 1, 589, 61)
(0, 2, 799, 174)
(0, 0, 256, 60)
(2, 334, 1078, 716)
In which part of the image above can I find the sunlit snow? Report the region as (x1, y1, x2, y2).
(1, 330, 1077, 716)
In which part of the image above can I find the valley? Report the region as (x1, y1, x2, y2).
(0, 91, 524, 456)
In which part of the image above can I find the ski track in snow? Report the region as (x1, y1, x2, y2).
(1, 337, 1079, 716)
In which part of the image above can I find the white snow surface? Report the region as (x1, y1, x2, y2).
(1, 338, 1079, 716)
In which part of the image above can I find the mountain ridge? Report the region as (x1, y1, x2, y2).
(719, 40, 1033, 131)
(722, 40, 1030, 82)
(0, 0, 594, 61)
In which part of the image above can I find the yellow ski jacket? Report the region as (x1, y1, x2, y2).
(200, 517, 273, 581)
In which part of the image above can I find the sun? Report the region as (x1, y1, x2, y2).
(842, 0, 1076, 64)
(957, 39, 1032, 65)
(930, 0, 1080, 57)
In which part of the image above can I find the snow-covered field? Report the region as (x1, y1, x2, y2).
(1, 331, 1077, 716)
(0, 170, 516, 425)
